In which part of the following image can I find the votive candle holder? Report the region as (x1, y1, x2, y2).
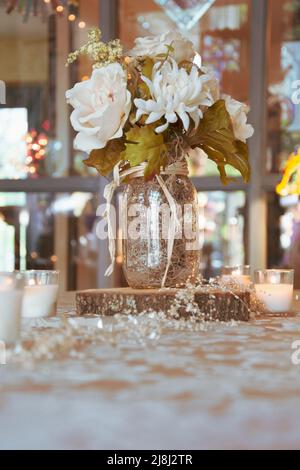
(254, 269, 294, 313)
(21, 270, 59, 318)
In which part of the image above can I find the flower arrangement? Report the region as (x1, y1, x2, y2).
(66, 28, 253, 183)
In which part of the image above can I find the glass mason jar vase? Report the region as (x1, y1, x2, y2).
(121, 174, 200, 289)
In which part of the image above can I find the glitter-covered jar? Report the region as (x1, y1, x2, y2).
(121, 174, 200, 289)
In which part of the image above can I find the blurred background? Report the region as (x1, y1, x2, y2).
(0, 0, 299, 290)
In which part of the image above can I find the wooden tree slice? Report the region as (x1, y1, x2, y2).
(76, 287, 251, 322)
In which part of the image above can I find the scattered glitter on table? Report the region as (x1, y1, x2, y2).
(0, 291, 300, 450)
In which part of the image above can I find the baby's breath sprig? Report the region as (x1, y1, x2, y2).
(66, 28, 123, 69)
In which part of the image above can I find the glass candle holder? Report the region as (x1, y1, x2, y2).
(254, 269, 294, 313)
(21, 271, 59, 318)
(0, 272, 24, 345)
(221, 265, 251, 286)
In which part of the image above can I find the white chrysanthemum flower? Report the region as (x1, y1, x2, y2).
(134, 59, 213, 133)
(130, 31, 195, 63)
(223, 94, 254, 143)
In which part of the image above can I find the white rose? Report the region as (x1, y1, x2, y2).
(130, 31, 195, 63)
(66, 63, 131, 153)
(223, 94, 254, 142)
(201, 66, 220, 103)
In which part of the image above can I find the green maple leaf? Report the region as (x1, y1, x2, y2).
(121, 126, 168, 181)
(84, 139, 125, 176)
(187, 99, 251, 184)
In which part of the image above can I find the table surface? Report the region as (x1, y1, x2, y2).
(1, 291, 300, 450)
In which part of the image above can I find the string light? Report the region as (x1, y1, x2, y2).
(25, 127, 49, 177)
(38, 137, 48, 146)
(5, 1, 87, 39)
(5, 1, 81, 23)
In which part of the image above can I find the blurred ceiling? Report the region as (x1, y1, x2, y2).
(0, 7, 47, 38)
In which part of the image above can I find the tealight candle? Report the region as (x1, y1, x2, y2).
(254, 269, 294, 313)
(221, 265, 251, 286)
(21, 271, 59, 318)
(0, 272, 24, 344)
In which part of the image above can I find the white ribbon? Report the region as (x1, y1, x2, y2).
(103, 161, 189, 286)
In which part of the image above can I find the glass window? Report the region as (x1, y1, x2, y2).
(0, 2, 100, 179)
(198, 190, 246, 278)
(70, 0, 100, 177)
(266, 0, 300, 173)
(0, 10, 55, 179)
(0, 108, 28, 179)
(0, 191, 101, 290)
(267, 192, 300, 288)
(2, 1, 292, 289)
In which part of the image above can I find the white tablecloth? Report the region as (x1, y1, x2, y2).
(0, 292, 300, 450)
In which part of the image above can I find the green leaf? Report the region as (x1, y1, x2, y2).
(141, 56, 154, 79)
(187, 100, 251, 183)
(200, 144, 227, 184)
(121, 126, 167, 180)
(144, 150, 169, 182)
(138, 57, 154, 99)
(84, 139, 125, 176)
(126, 61, 140, 100)
(232, 140, 251, 182)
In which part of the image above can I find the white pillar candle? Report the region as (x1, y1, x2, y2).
(255, 283, 293, 312)
(22, 284, 59, 318)
(0, 275, 23, 344)
(254, 269, 294, 313)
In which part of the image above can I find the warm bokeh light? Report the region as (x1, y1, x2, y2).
(276, 149, 300, 196)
